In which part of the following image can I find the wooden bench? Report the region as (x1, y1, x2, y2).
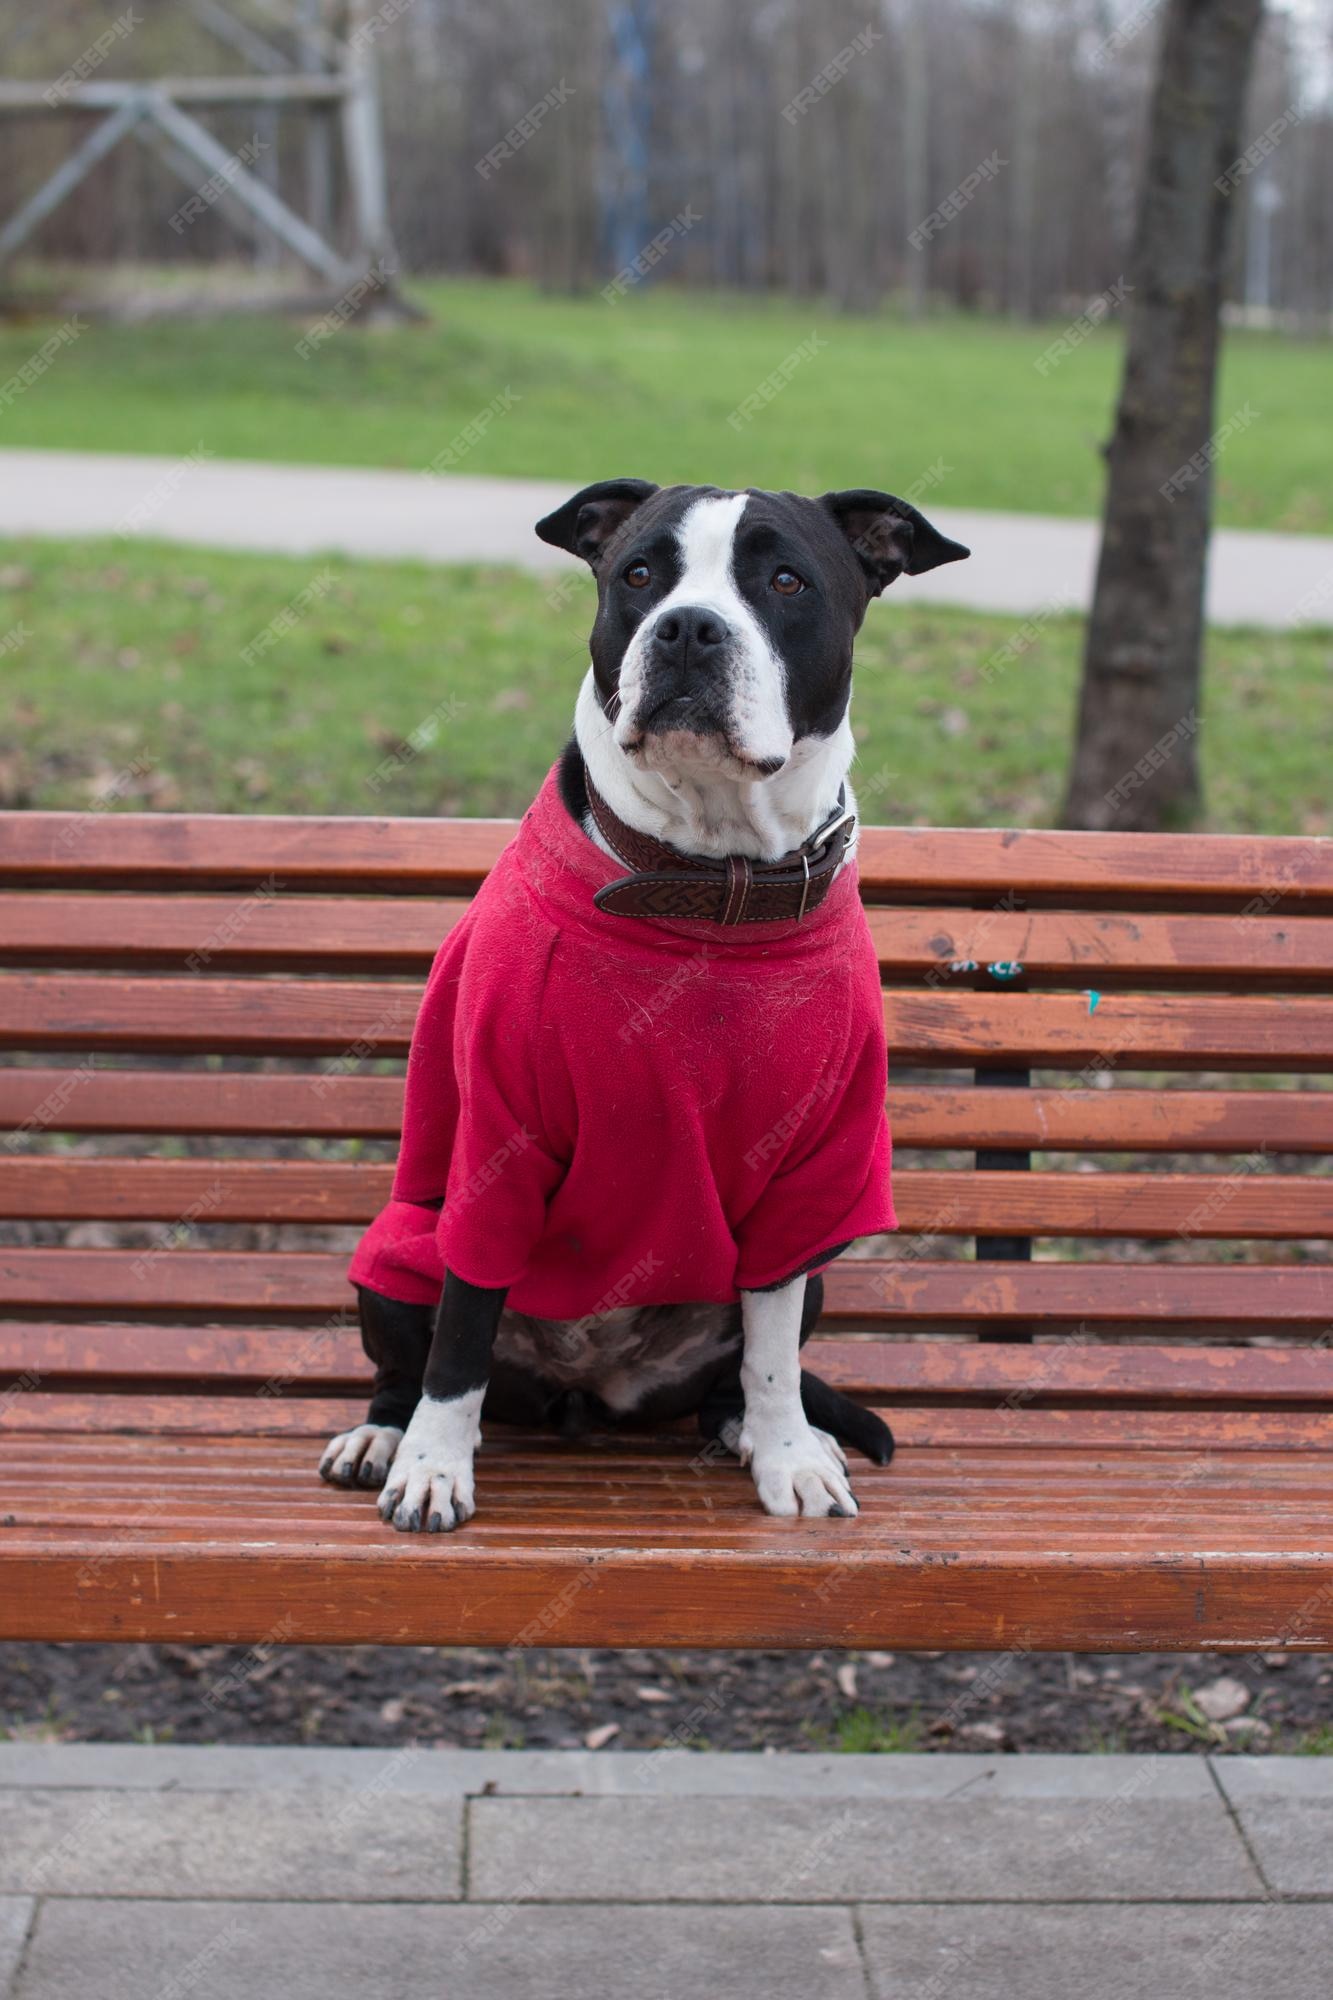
(1, 809, 1331, 1654)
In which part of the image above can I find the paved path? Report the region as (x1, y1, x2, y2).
(2, 448, 1331, 629)
(1, 1745, 1331, 1997)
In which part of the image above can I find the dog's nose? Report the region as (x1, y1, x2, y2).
(653, 605, 729, 658)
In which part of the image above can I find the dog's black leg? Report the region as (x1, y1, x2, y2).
(794, 1272, 895, 1465)
(378, 1269, 508, 1532)
(319, 1285, 434, 1490)
(699, 1272, 826, 1447)
(798, 1371, 895, 1466)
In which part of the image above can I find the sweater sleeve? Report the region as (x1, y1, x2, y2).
(347, 903, 564, 1303)
(432, 925, 568, 1291)
(731, 983, 896, 1294)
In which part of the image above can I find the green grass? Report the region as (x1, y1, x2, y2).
(816, 1707, 926, 1754)
(2, 536, 1327, 832)
(1292, 1724, 1333, 1755)
(1, 274, 1330, 531)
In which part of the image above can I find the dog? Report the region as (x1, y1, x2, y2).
(319, 479, 968, 1529)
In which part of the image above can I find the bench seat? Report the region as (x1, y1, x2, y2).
(2, 810, 1331, 1652)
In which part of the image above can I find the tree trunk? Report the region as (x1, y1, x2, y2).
(1061, 0, 1265, 831)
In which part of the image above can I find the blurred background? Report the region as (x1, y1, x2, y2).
(0, 0, 1328, 839)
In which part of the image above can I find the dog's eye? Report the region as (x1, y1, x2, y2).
(772, 569, 806, 596)
(623, 561, 651, 589)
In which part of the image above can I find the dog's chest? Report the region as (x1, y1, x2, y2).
(496, 1302, 738, 1412)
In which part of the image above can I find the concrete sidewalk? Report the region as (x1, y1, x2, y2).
(1, 1746, 1331, 1997)
(2, 448, 1332, 629)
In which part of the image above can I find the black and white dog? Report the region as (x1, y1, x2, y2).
(320, 480, 968, 1528)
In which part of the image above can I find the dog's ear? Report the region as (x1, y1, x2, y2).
(535, 478, 660, 569)
(821, 489, 970, 596)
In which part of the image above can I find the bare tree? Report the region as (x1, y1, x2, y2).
(1061, 0, 1266, 831)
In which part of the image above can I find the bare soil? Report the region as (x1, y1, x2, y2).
(3, 1641, 1331, 1758)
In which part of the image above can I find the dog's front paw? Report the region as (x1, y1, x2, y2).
(740, 1422, 857, 1519)
(319, 1423, 403, 1489)
(378, 1450, 476, 1533)
(376, 1391, 483, 1532)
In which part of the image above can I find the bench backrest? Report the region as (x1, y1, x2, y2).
(1, 811, 1331, 1406)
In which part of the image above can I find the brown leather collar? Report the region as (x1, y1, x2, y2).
(587, 777, 856, 925)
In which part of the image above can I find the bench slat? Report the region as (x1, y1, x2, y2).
(2, 1157, 1327, 1238)
(7, 1326, 1333, 1406)
(3, 1248, 1328, 1326)
(0, 1066, 406, 1137)
(890, 1083, 1332, 1153)
(2, 1067, 1327, 1153)
(2, 1428, 1331, 1648)
(3, 1391, 1333, 1450)
(4, 894, 1332, 987)
(5, 813, 1330, 911)
(6, 974, 1333, 1065)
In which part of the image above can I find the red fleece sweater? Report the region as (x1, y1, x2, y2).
(348, 765, 895, 1319)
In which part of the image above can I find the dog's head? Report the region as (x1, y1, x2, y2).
(536, 480, 968, 782)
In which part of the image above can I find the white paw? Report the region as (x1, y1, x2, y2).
(318, 1423, 403, 1489)
(740, 1422, 857, 1518)
(378, 1448, 475, 1533)
(378, 1391, 483, 1533)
